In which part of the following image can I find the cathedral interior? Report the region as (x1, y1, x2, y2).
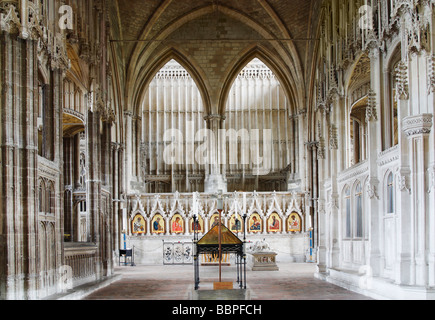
(1, 0, 435, 301)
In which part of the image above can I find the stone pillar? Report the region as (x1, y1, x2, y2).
(402, 114, 433, 286)
(316, 107, 328, 273)
(112, 143, 120, 256)
(204, 114, 227, 193)
(0, 35, 37, 299)
(63, 136, 74, 242)
(327, 94, 343, 270)
(394, 60, 413, 285)
(365, 49, 383, 278)
(86, 108, 102, 277)
(124, 111, 133, 193)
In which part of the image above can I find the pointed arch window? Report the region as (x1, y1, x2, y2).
(48, 184, 56, 215)
(224, 57, 293, 192)
(38, 180, 45, 214)
(345, 186, 351, 238)
(141, 59, 206, 193)
(355, 182, 363, 238)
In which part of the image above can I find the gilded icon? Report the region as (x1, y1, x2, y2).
(288, 212, 301, 233)
(171, 214, 184, 234)
(151, 214, 165, 234)
(229, 214, 243, 233)
(267, 213, 282, 233)
(209, 213, 224, 230)
(132, 214, 146, 235)
(248, 213, 262, 233)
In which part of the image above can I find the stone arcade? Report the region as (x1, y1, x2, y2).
(0, 0, 434, 300)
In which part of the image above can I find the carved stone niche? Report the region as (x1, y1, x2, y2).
(402, 114, 433, 137)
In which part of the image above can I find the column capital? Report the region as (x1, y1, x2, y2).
(203, 114, 226, 122)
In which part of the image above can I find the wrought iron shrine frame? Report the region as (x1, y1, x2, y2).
(193, 215, 247, 290)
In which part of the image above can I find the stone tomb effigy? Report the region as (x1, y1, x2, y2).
(246, 240, 279, 271)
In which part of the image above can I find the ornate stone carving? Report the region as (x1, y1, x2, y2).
(366, 178, 380, 200)
(395, 168, 411, 194)
(317, 137, 326, 160)
(395, 61, 409, 100)
(403, 1, 431, 55)
(329, 125, 338, 150)
(0, 1, 21, 35)
(402, 114, 433, 137)
(327, 192, 339, 211)
(428, 55, 435, 94)
(365, 89, 378, 123)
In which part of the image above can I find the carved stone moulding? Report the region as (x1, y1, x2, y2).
(402, 113, 433, 137)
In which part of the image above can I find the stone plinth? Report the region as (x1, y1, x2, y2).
(192, 289, 250, 300)
(251, 252, 279, 271)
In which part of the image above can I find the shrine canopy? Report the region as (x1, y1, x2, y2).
(196, 224, 243, 254)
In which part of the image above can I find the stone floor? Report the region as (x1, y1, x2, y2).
(83, 262, 372, 300)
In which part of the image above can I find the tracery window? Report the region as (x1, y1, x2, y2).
(345, 186, 351, 239)
(38, 72, 54, 160)
(355, 182, 363, 238)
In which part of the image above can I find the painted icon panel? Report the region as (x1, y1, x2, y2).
(151, 214, 165, 234)
(171, 214, 184, 234)
(190, 215, 204, 233)
(132, 214, 146, 235)
(229, 214, 243, 233)
(248, 213, 262, 233)
(288, 212, 302, 233)
(209, 213, 224, 230)
(267, 213, 282, 233)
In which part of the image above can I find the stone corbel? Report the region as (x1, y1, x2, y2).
(317, 198, 326, 215)
(327, 193, 339, 211)
(366, 178, 380, 200)
(395, 169, 411, 194)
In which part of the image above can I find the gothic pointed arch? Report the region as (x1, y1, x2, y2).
(133, 48, 211, 116)
(126, 3, 305, 116)
(218, 46, 297, 116)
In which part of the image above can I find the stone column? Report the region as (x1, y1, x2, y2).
(204, 114, 227, 193)
(394, 60, 413, 285)
(63, 136, 74, 242)
(111, 143, 120, 256)
(86, 108, 102, 277)
(124, 111, 133, 193)
(402, 114, 433, 286)
(0, 13, 49, 298)
(316, 106, 328, 273)
(327, 94, 343, 270)
(365, 48, 383, 278)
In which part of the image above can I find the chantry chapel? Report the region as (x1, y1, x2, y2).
(1, 0, 435, 300)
